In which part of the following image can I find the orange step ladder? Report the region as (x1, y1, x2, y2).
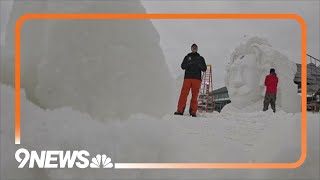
(198, 65, 214, 112)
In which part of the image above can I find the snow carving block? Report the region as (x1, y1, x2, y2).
(223, 37, 300, 113)
(3, 1, 175, 120)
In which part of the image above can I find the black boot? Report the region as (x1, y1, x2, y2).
(174, 112, 183, 115)
(190, 113, 197, 117)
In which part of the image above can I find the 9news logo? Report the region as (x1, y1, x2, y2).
(15, 148, 113, 169)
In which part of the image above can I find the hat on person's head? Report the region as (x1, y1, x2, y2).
(270, 68, 275, 73)
(191, 44, 198, 48)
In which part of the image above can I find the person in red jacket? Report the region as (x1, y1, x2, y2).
(174, 44, 207, 117)
(263, 68, 279, 112)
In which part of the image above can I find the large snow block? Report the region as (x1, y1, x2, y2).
(3, 1, 175, 119)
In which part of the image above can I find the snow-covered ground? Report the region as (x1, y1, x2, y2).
(1, 84, 319, 179)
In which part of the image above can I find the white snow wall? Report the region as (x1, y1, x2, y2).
(2, 1, 175, 120)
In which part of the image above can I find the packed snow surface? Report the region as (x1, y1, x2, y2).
(1, 85, 319, 179)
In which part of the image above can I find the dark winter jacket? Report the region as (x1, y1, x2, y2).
(181, 52, 207, 80)
(265, 73, 278, 94)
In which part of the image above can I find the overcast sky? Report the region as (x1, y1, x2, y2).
(0, 0, 13, 45)
(1, 0, 319, 89)
(142, 0, 319, 88)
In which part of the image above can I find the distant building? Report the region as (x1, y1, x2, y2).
(209, 87, 230, 112)
(294, 63, 320, 98)
(294, 56, 320, 111)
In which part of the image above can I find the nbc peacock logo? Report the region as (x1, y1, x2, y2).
(90, 154, 113, 168)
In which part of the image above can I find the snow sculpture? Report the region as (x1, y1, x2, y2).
(223, 37, 300, 113)
(3, 1, 175, 120)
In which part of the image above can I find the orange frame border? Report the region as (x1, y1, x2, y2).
(15, 14, 307, 169)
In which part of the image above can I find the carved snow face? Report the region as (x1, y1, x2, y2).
(223, 36, 300, 113)
(226, 53, 262, 108)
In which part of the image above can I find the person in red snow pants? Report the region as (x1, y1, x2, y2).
(174, 44, 207, 117)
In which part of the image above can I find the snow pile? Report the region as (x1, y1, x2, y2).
(223, 36, 300, 113)
(1, 84, 319, 179)
(2, 1, 175, 120)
